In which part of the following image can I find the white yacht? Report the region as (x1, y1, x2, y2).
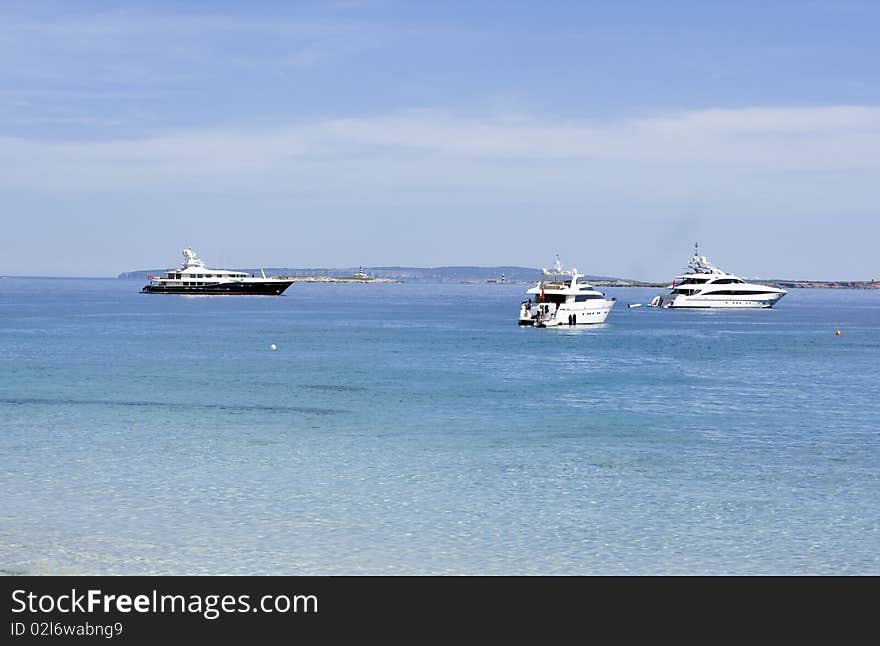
(142, 248, 293, 295)
(519, 256, 615, 326)
(651, 244, 786, 309)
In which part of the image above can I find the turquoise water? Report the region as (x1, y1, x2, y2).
(1, 278, 878, 574)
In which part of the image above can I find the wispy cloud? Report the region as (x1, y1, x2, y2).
(0, 7, 388, 110)
(1, 106, 878, 217)
(0, 8, 387, 67)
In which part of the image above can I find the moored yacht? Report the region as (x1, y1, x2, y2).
(519, 256, 615, 326)
(142, 248, 293, 295)
(651, 244, 786, 308)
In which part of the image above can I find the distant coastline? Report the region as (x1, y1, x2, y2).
(115, 267, 880, 289)
(287, 275, 400, 284)
(763, 279, 879, 290)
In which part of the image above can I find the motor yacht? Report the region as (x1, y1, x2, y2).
(651, 244, 785, 308)
(519, 256, 615, 326)
(142, 248, 293, 295)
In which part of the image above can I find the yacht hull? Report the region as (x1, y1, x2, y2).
(519, 301, 614, 326)
(657, 293, 785, 308)
(142, 281, 293, 295)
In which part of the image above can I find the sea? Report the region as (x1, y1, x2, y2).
(1, 278, 878, 575)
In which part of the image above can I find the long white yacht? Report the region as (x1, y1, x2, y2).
(519, 256, 615, 326)
(142, 248, 293, 295)
(651, 244, 786, 309)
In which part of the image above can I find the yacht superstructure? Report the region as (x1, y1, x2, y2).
(651, 244, 786, 309)
(142, 248, 293, 295)
(519, 256, 615, 326)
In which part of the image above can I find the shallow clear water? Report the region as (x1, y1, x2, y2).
(1, 278, 877, 574)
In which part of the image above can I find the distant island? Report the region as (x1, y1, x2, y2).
(760, 279, 879, 289)
(287, 275, 399, 284)
(117, 266, 880, 288)
(119, 265, 558, 283)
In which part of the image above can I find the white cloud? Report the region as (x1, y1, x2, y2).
(1, 106, 878, 215)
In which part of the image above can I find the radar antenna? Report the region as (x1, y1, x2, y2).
(686, 242, 723, 274)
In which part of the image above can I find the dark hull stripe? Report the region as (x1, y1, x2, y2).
(142, 281, 293, 295)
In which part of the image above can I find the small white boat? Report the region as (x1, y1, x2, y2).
(518, 256, 615, 327)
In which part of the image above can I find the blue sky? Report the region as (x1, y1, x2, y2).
(1, 1, 878, 279)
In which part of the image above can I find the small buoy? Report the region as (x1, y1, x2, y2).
(835, 330, 841, 336)
(270, 343, 278, 350)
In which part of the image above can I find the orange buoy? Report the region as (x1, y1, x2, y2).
(835, 330, 841, 336)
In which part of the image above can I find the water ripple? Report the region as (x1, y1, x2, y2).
(0, 397, 345, 416)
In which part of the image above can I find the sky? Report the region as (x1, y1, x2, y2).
(1, 0, 878, 280)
